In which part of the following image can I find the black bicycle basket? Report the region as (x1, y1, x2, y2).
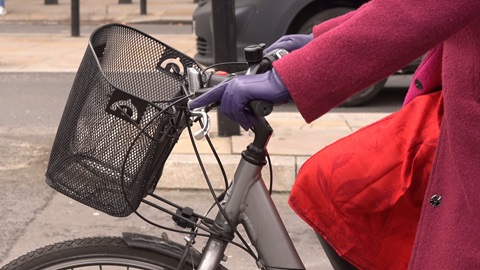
(46, 24, 202, 217)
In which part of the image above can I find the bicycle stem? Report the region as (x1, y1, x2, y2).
(243, 115, 273, 166)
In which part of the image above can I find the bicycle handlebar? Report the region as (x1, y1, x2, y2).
(249, 100, 273, 117)
(193, 87, 273, 118)
(187, 45, 288, 154)
(191, 47, 287, 118)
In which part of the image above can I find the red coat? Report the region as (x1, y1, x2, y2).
(273, 0, 480, 269)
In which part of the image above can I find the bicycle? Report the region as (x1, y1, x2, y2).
(0, 23, 345, 270)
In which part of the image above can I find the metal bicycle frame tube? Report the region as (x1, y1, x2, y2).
(197, 157, 305, 270)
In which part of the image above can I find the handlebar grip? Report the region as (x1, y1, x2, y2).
(249, 100, 273, 117)
(194, 87, 211, 97)
(194, 88, 273, 117)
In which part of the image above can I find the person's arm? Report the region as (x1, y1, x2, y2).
(274, 0, 480, 123)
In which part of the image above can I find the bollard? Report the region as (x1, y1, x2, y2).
(211, 0, 240, 136)
(119, 0, 132, 4)
(71, 0, 80, 37)
(44, 0, 58, 4)
(140, 0, 147, 15)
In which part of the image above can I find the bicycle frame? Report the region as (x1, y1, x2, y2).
(198, 155, 305, 269)
(187, 63, 305, 269)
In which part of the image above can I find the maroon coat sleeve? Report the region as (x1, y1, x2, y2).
(311, 4, 369, 36)
(273, 0, 480, 123)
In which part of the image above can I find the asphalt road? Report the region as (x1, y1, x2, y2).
(0, 72, 407, 120)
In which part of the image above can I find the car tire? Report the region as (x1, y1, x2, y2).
(297, 7, 355, 34)
(297, 7, 387, 107)
(339, 78, 388, 107)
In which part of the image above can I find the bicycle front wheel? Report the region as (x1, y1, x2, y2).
(1, 236, 213, 270)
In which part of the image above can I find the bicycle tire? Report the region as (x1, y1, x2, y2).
(1, 236, 222, 270)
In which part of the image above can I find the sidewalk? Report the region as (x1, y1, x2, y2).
(0, 0, 197, 72)
(0, 0, 391, 191)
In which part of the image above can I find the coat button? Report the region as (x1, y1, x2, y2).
(414, 79, 423, 90)
(430, 194, 442, 207)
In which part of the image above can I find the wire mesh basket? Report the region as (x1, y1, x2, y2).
(46, 24, 202, 217)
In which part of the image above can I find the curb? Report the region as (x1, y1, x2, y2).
(126, 17, 193, 25)
(158, 153, 307, 193)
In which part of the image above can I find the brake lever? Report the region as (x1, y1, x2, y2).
(185, 46, 286, 139)
(190, 108, 211, 140)
(185, 67, 211, 140)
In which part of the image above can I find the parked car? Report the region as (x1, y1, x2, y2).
(192, 0, 420, 106)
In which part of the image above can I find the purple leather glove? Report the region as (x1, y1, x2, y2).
(188, 69, 291, 130)
(264, 34, 313, 54)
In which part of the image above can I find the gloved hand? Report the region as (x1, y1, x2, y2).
(264, 34, 313, 54)
(188, 69, 291, 130)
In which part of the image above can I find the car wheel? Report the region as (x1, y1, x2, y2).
(297, 7, 387, 107)
(297, 7, 355, 34)
(339, 78, 388, 107)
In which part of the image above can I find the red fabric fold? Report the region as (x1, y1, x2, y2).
(289, 91, 443, 270)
